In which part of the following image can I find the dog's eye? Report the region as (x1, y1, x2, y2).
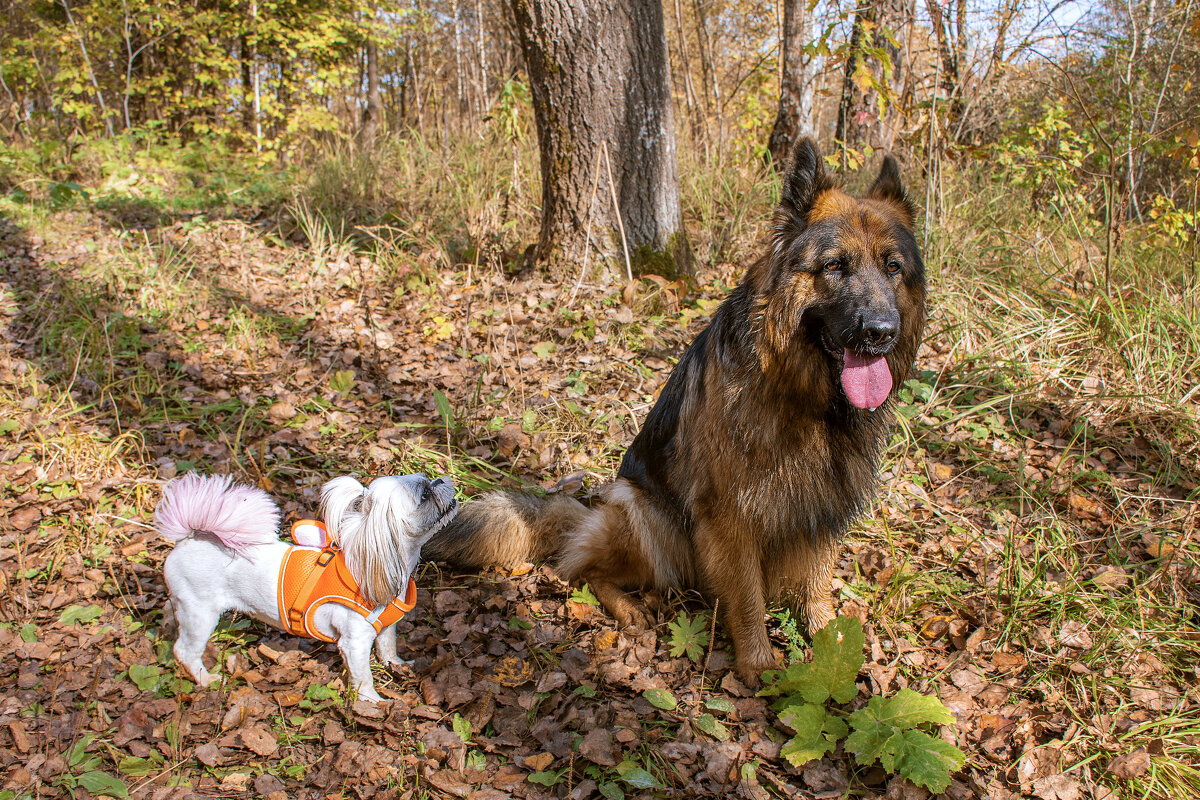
(823, 260, 841, 273)
(420, 485, 433, 503)
(886, 259, 903, 275)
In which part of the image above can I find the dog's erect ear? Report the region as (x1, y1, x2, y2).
(868, 155, 915, 224)
(780, 136, 835, 219)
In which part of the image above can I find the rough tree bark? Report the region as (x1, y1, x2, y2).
(835, 8, 866, 148)
(512, 0, 693, 279)
(768, 0, 814, 167)
(835, 0, 911, 152)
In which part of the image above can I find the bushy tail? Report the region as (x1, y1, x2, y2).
(154, 472, 280, 553)
(423, 491, 589, 568)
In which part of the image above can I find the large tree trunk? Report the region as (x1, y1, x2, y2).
(512, 0, 693, 279)
(835, 4, 866, 148)
(835, 0, 910, 152)
(768, 0, 813, 167)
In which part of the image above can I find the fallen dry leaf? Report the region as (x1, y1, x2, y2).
(1107, 749, 1151, 779)
(268, 401, 297, 420)
(523, 752, 553, 772)
(579, 728, 617, 766)
(426, 769, 472, 798)
(9, 506, 41, 532)
(194, 742, 224, 767)
(7, 722, 29, 754)
(1068, 492, 1107, 520)
(239, 724, 278, 757)
(497, 423, 530, 457)
(1032, 773, 1082, 800)
(221, 772, 253, 792)
(1058, 621, 1094, 649)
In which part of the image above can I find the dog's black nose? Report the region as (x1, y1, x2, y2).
(861, 313, 898, 345)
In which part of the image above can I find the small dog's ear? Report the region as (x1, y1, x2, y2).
(345, 490, 409, 608)
(321, 476, 367, 536)
(780, 136, 835, 220)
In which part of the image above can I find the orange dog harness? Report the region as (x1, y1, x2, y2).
(276, 521, 417, 643)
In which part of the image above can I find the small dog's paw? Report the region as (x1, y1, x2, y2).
(382, 657, 414, 672)
(196, 671, 222, 688)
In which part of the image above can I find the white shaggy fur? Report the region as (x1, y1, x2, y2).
(159, 472, 457, 702)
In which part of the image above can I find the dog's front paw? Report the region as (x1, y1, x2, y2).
(382, 656, 414, 671)
(734, 648, 781, 689)
(805, 599, 837, 636)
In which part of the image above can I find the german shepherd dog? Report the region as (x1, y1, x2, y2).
(426, 137, 926, 684)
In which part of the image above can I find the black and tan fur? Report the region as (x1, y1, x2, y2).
(426, 137, 927, 684)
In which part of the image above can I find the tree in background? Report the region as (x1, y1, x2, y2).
(361, 3, 383, 146)
(767, 0, 816, 167)
(0, 0, 523, 155)
(510, 0, 693, 279)
(835, 0, 914, 155)
(1, 0, 1198, 287)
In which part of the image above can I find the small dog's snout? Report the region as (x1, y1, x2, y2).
(861, 313, 898, 346)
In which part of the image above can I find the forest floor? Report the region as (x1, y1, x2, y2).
(0, 161, 1197, 800)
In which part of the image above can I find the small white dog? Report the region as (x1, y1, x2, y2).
(154, 471, 457, 701)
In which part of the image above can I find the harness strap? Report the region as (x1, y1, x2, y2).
(288, 547, 337, 635)
(364, 604, 389, 625)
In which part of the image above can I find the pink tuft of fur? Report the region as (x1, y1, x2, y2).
(154, 472, 280, 553)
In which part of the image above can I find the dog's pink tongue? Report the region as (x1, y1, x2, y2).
(841, 350, 892, 409)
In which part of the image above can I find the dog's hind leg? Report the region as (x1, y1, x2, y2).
(583, 575, 652, 629)
(171, 603, 222, 687)
(560, 481, 675, 631)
